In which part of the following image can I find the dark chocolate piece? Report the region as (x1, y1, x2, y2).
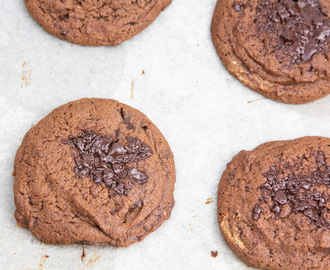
(253, 151, 329, 229)
(63, 130, 153, 196)
(256, 0, 330, 64)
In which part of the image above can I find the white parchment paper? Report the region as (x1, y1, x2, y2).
(1, 0, 329, 269)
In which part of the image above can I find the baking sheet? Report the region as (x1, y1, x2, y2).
(1, 0, 329, 269)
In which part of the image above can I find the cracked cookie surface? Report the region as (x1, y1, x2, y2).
(218, 136, 330, 270)
(211, 0, 330, 104)
(25, 0, 172, 46)
(13, 98, 175, 247)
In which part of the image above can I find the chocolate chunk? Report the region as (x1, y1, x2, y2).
(233, 2, 245, 12)
(63, 130, 153, 195)
(120, 108, 134, 130)
(256, 0, 330, 64)
(103, 169, 115, 179)
(129, 168, 149, 184)
(273, 190, 288, 205)
(272, 205, 282, 216)
(109, 143, 127, 158)
(252, 151, 329, 229)
(252, 204, 263, 220)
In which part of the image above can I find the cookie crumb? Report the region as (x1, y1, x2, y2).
(39, 255, 47, 269)
(211, 250, 218, 258)
(205, 198, 215, 204)
(141, 70, 145, 75)
(247, 97, 264, 104)
(21, 61, 31, 88)
(81, 245, 86, 262)
(86, 254, 101, 267)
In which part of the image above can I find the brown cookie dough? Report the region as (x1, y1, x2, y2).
(13, 98, 176, 247)
(218, 137, 330, 270)
(25, 0, 172, 46)
(211, 0, 330, 104)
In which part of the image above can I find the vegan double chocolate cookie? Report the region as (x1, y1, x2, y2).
(211, 0, 330, 104)
(218, 137, 329, 269)
(13, 98, 175, 247)
(25, 0, 171, 46)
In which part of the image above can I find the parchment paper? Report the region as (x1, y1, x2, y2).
(1, 1, 329, 269)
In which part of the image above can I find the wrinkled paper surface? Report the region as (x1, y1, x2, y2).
(1, 1, 329, 269)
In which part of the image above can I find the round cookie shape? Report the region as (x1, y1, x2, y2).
(218, 137, 330, 270)
(25, 0, 172, 46)
(211, 0, 330, 104)
(13, 98, 175, 247)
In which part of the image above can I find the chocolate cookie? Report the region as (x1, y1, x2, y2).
(211, 0, 330, 104)
(218, 137, 330, 269)
(25, 0, 171, 46)
(13, 98, 175, 247)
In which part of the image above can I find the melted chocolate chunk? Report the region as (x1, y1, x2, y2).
(256, 0, 330, 64)
(234, 2, 245, 12)
(253, 151, 330, 229)
(252, 204, 263, 220)
(62, 130, 153, 196)
(120, 108, 134, 130)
